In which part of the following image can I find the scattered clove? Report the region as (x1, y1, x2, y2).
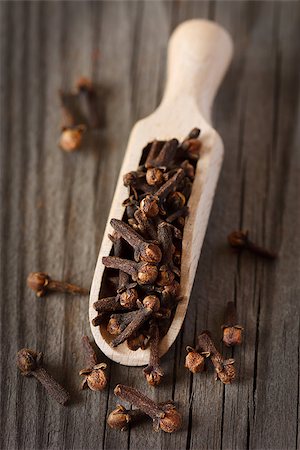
(107, 404, 132, 431)
(76, 76, 100, 129)
(114, 384, 182, 433)
(59, 89, 78, 128)
(198, 331, 236, 384)
(27, 272, 89, 297)
(17, 348, 70, 405)
(79, 336, 107, 391)
(107, 404, 145, 431)
(228, 230, 277, 259)
(185, 346, 205, 374)
(59, 124, 86, 152)
(221, 302, 243, 347)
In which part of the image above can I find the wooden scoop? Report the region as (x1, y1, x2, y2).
(89, 19, 233, 366)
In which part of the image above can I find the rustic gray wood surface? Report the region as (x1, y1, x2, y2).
(1, 1, 299, 449)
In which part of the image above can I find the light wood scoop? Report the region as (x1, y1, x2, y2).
(89, 19, 233, 366)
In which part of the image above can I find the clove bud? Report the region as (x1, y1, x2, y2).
(17, 348, 70, 405)
(79, 336, 107, 391)
(228, 230, 277, 259)
(221, 302, 243, 347)
(198, 331, 236, 384)
(185, 346, 205, 374)
(59, 125, 86, 152)
(27, 272, 89, 297)
(114, 384, 182, 433)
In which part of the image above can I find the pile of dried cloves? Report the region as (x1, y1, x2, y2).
(92, 127, 202, 386)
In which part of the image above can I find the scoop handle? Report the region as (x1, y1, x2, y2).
(162, 19, 233, 123)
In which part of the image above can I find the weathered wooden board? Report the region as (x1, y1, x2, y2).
(0, 2, 299, 450)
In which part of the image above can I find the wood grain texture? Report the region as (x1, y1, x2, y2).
(0, 1, 299, 449)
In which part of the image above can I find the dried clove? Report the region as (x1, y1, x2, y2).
(167, 191, 186, 211)
(92, 312, 106, 327)
(166, 206, 189, 224)
(184, 127, 201, 140)
(181, 128, 201, 160)
(76, 76, 100, 129)
(17, 348, 70, 405)
(93, 296, 126, 313)
(27, 272, 89, 297)
(221, 302, 243, 347)
(151, 139, 178, 168)
(127, 333, 148, 351)
(140, 169, 185, 218)
(123, 171, 155, 196)
(109, 232, 138, 308)
(198, 331, 236, 384)
(181, 177, 193, 200)
(143, 321, 164, 386)
(157, 221, 180, 277)
(228, 230, 277, 259)
(125, 203, 138, 219)
(107, 404, 132, 431)
(156, 269, 176, 287)
(139, 195, 160, 218)
(155, 168, 185, 203)
(134, 209, 158, 240)
(185, 346, 205, 373)
(107, 311, 140, 335)
(118, 285, 138, 309)
(79, 336, 107, 391)
(114, 384, 182, 433)
(59, 89, 78, 128)
(181, 138, 202, 160)
(102, 256, 158, 285)
(146, 168, 165, 186)
(180, 160, 195, 180)
(59, 124, 86, 152)
(110, 218, 162, 263)
(160, 281, 181, 306)
(110, 296, 160, 347)
(145, 140, 165, 169)
(107, 404, 145, 431)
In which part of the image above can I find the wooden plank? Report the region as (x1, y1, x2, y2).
(213, 3, 279, 450)
(0, 1, 299, 450)
(248, 3, 300, 449)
